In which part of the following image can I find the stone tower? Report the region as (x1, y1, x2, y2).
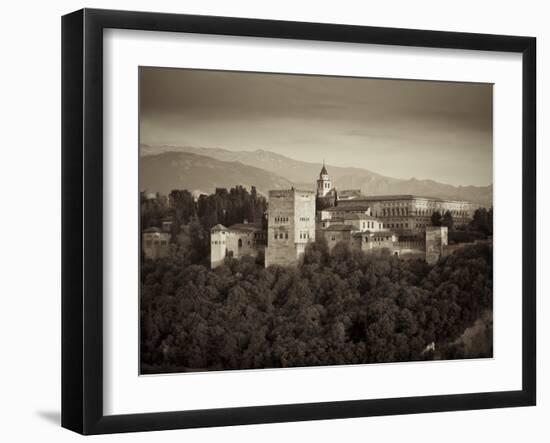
(425, 226, 448, 265)
(210, 224, 229, 268)
(316, 161, 332, 197)
(265, 189, 316, 267)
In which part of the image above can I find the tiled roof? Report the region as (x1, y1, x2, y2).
(323, 224, 355, 232)
(341, 213, 377, 220)
(353, 229, 394, 237)
(341, 195, 475, 204)
(210, 224, 228, 232)
(325, 205, 371, 212)
(143, 227, 162, 233)
(228, 222, 262, 232)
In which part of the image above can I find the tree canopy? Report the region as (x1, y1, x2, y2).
(140, 240, 493, 373)
(431, 210, 442, 226)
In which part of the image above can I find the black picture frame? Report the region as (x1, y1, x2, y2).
(62, 8, 536, 435)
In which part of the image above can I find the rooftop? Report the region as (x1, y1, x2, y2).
(324, 205, 371, 212)
(210, 224, 228, 232)
(268, 188, 315, 196)
(341, 195, 474, 204)
(353, 230, 394, 237)
(340, 213, 377, 220)
(324, 224, 355, 232)
(143, 227, 163, 233)
(228, 222, 263, 232)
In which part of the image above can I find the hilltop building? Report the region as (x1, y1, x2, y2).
(316, 161, 333, 197)
(207, 162, 477, 268)
(210, 222, 266, 268)
(336, 195, 479, 237)
(143, 226, 171, 259)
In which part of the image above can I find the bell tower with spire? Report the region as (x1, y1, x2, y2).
(316, 160, 332, 197)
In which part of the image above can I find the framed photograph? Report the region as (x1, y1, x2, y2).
(61, 8, 536, 435)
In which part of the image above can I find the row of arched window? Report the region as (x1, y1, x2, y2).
(384, 222, 408, 229)
(383, 207, 469, 217)
(274, 216, 289, 223)
(383, 208, 409, 216)
(361, 221, 378, 229)
(274, 232, 289, 240)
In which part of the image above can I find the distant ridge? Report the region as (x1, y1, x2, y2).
(139, 151, 293, 196)
(140, 144, 493, 207)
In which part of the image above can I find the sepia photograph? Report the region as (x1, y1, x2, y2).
(139, 67, 493, 375)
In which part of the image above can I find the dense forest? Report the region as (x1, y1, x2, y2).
(141, 185, 267, 232)
(141, 186, 267, 265)
(140, 186, 493, 373)
(140, 239, 493, 373)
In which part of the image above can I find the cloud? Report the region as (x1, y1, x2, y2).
(140, 67, 493, 186)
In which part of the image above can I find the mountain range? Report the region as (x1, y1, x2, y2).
(140, 144, 493, 207)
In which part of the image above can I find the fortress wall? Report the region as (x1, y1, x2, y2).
(322, 230, 352, 251)
(211, 228, 263, 268)
(394, 248, 425, 260)
(394, 240, 425, 250)
(425, 226, 448, 265)
(230, 231, 258, 259)
(443, 238, 491, 257)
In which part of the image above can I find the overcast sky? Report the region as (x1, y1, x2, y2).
(140, 67, 493, 187)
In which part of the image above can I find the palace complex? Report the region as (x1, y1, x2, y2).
(208, 163, 481, 268)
